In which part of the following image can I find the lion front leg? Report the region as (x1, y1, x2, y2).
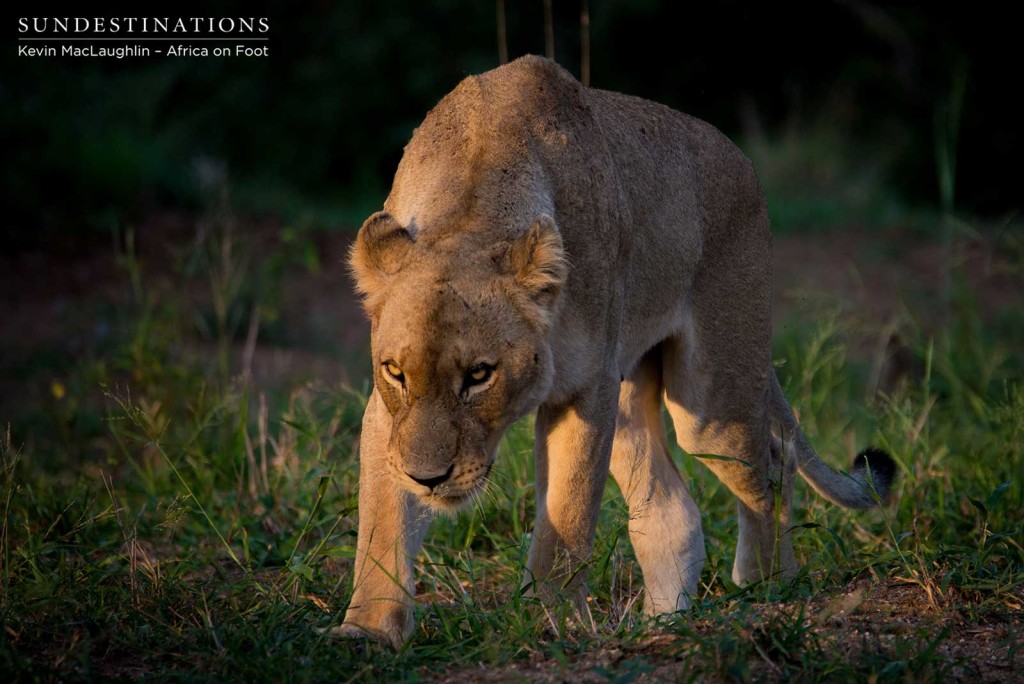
(524, 378, 618, 625)
(337, 391, 433, 648)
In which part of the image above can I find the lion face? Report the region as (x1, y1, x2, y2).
(371, 272, 552, 509)
(350, 212, 566, 511)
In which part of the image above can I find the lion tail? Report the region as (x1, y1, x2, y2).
(769, 373, 896, 509)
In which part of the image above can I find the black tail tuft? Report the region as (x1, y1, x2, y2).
(851, 447, 896, 500)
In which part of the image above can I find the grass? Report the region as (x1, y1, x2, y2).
(2, 201, 1022, 682)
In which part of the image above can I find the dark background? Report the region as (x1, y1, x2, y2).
(2, 1, 1020, 252)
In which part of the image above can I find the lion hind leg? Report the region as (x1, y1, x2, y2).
(661, 312, 797, 587)
(610, 346, 705, 615)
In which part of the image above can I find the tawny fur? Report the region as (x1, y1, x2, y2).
(339, 56, 894, 648)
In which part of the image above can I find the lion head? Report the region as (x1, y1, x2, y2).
(349, 211, 567, 511)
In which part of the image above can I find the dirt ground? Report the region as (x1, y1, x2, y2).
(428, 581, 1023, 682)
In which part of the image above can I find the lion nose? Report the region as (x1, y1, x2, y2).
(406, 464, 454, 490)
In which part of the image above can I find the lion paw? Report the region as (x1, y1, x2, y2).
(330, 606, 412, 650)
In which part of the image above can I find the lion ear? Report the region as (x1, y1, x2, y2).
(507, 214, 567, 310)
(348, 211, 415, 310)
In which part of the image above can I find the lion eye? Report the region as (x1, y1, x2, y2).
(463, 363, 494, 390)
(382, 360, 405, 384)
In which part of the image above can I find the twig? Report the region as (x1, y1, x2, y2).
(496, 0, 508, 64)
(102, 472, 138, 605)
(580, 0, 590, 86)
(544, 0, 555, 60)
(241, 303, 261, 385)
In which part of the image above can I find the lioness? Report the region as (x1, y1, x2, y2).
(339, 56, 894, 647)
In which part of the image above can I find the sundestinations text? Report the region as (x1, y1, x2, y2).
(18, 17, 270, 34)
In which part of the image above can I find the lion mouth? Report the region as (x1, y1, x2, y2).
(422, 470, 491, 511)
(389, 460, 493, 511)
(417, 488, 477, 513)
(432, 490, 476, 507)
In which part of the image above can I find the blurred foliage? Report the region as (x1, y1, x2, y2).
(1, 1, 1019, 250)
